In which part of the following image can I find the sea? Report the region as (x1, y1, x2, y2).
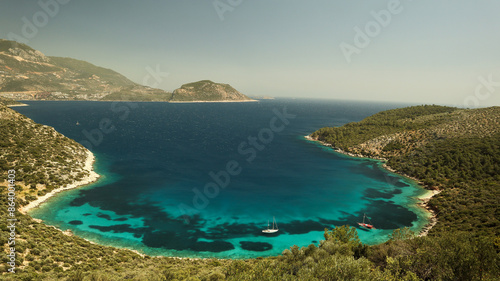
(14, 98, 431, 259)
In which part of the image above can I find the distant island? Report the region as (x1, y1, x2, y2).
(171, 80, 256, 102)
(0, 39, 254, 103)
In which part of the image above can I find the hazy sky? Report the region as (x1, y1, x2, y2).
(1, 0, 499, 107)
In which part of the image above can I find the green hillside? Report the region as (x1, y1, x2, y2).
(311, 105, 458, 151)
(311, 105, 500, 237)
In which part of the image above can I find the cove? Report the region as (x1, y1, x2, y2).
(15, 99, 431, 259)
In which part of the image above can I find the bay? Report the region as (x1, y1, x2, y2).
(15, 99, 430, 258)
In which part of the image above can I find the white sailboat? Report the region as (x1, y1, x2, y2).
(262, 216, 278, 233)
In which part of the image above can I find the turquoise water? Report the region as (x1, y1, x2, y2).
(16, 99, 430, 258)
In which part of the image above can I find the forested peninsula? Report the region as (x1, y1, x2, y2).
(1, 101, 498, 280)
(310, 105, 499, 237)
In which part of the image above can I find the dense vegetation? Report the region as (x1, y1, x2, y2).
(1, 104, 499, 280)
(311, 105, 459, 150)
(0, 103, 89, 201)
(0, 216, 497, 280)
(388, 135, 500, 236)
(311, 105, 500, 237)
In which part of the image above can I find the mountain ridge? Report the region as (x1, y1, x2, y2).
(0, 39, 252, 102)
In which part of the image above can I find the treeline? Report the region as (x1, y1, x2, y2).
(222, 227, 499, 281)
(311, 105, 500, 237)
(311, 105, 457, 150)
(1, 221, 498, 280)
(388, 134, 500, 236)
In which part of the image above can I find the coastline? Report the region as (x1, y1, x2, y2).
(304, 134, 439, 236)
(168, 99, 258, 103)
(6, 103, 29, 107)
(415, 189, 441, 236)
(19, 149, 100, 214)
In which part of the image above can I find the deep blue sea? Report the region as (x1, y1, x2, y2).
(15, 99, 430, 258)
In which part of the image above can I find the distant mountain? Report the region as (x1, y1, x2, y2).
(172, 80, 255, 102)
(0, 39, 252, 102)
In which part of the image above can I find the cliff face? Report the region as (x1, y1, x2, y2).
(172, 80, 254, 102)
